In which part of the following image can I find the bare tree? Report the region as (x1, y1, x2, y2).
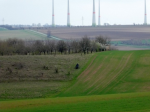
(71, 40, 79, 53)
(90, 41, 98, 53)
(66, 41, 71, 54)
(45, 40, 56, 54)
(57, 40, 67, 54)
(33, 40, 44, 55)
(95, 35, 105, 44)
(96, 35, 111, 51)
(79, 36, 91, 54)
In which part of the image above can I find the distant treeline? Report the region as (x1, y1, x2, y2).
(0, 35, 112, 56)
(121, 39, 150, 46)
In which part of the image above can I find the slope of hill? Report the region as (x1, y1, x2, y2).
(0, 27, 7, 31)
(61, 50, 150, 96)
(1, 92, 150, 112)
(0, 30, 49, 40)
(1, 50, 150, 111)
(0, 54, 93, 99)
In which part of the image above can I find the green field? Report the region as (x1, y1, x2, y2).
(62, 50, 150, 96)
(1, 50, 150, 111)
(0, 30, 51, 40)
(1, 92, 150, 112)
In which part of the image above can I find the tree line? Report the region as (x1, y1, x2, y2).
(0, 35, 111, 56)
(121, 39, 150, 46)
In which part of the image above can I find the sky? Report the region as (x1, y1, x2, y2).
(0, 0, 150, 26)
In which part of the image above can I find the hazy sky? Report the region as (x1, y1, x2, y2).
(0, 0, 149, 26)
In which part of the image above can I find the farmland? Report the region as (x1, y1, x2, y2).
(0, 30, 50, 40)
(1, 92, 150, 112)
(36, 25, 150, 50)
(1, 50, 150, 111)
(1, 26, 150, 50)
(62, 50, 150, 96)
(37, 26, 150, 41)
(0, 54, 93, 99)
(1, 26, 150, 111)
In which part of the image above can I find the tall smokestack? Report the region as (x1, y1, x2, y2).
(92, 0, 96, 27)
(52, 0, 55, 27)
(67, 0, 71, 27)
(98, 0, 100, 26)
(144, 0, 147, 25)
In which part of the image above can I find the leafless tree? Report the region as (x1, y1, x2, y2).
(57, 40, 67, 54)
(71, 40, 79, 53)
(90, 41, 98, 53)
(33, 40, 44, 55)
(79, 36, 91, 54)
(45, 40, 56, 54)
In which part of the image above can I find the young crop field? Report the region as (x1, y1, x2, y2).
(0, 30, 51, 40)
(62, 50, 150, 96)
(1, 50, 150, 111)
(1, 92, 150, 112)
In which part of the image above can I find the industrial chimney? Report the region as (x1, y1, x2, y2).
(67, 0, 71, 27)
(52, 0, 55, 27)
(98, 0, 100, 26)
(92, 0, 96, 27)
(144, 0, 147, 25)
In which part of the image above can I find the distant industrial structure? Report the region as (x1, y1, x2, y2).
(52, 0, 55, 27)
(144, 0, 147, 25)
(49, 0, 148, 27)
(92, 0, 96, 27)
(0, 0, 148, 28)
(98, 0, 101, 26)
(67, 0, 71, 27)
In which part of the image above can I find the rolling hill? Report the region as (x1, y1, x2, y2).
(1, 50, 150, 112)
(0, 30, 50, 40)
(61, 50, 150, 96)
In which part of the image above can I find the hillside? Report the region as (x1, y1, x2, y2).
(0, 54, 93, 99)
(1, 92, 150, 112)
(1, 50, 150, 111)
(61, 50, 150, 96)
(0, 30, 50, 40)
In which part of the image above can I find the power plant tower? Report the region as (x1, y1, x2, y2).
(98, 0, 100, 26)
(67, 0, 71, 27)
(144, 0, 147, 25)
(92, 0, 96, 27)
(52, 0, 55, 27)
